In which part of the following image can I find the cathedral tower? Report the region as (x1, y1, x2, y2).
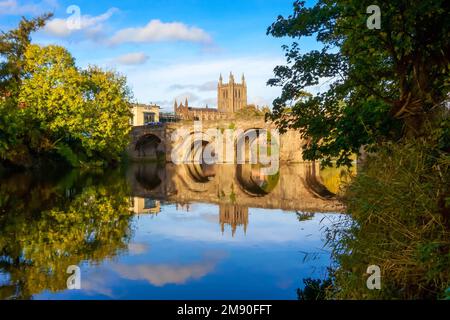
(217, 72, 247, 113)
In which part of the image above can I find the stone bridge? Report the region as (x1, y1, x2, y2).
(127, 118, 305, 163)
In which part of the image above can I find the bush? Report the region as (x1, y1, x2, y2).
(328, 138, 450, 299)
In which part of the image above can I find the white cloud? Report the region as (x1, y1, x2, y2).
(114, 52, 149, 65)
(109, 19, 212, 45)
(44, 7, 118, 39)
(175, 92, 200, 104)
(0, 0, 57, 15)
(169, 81, 217, 92)
(252, 96, 272, 107)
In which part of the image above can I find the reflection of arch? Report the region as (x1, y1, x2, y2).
(134, 165, 162, 191)
(135, 134, 162, 158)
(172, 163, 215, 195)
(303, 162, 335, 199)
(185, 162, 216, 183)
(236, 164, 279, 197)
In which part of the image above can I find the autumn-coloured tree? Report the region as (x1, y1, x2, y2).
(1, 16, 133, 167)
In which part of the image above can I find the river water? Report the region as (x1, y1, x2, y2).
(0, 163, 352, 300)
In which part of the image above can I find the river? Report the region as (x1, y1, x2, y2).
(0, 162, 353, 299)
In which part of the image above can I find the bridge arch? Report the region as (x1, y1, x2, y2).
(134, 133, 164, 159)
(173, 131, 217, 164)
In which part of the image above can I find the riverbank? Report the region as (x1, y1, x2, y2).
(325, 138, 450, 299)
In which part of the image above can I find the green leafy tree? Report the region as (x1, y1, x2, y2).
(0, 14, 53, 99)
(18, 45, 132, 165)
(19, 45, 84, 154)
(266, 0, 450, 166)
(1, 16, 132, 167)
(79, 66, 133, 162)
(0, 14, 52, 165)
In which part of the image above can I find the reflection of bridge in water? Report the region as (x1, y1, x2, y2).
(128, 163, 350, 235)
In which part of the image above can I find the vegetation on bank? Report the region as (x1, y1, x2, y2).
(329, 136, 450, 299)
(268, 1, 450, 299)
(0, 15, 132, 168)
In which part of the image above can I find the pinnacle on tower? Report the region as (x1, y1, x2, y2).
(219, 73, 223, 85)
(229, 72, 234, 83)
(185, 98, 188, 108)
(242, 73, 246, 85)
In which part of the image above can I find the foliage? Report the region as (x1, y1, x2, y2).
(78, 66, 133, 161)
(266, 0, 450, 167)
(0, 16, 133, 167)
(0, 14, 53, 166)
(326, 137, 450, 299)
(234, 105, 267, 118)
(0, 14, 53, 99)
(0, 100, 25, 162)
(297, 277, 332, 300)
(17, 45, 133, 165)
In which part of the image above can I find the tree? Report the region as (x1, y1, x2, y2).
(0, 14, 53, 99)
(18, 45, 133, 166)
(0, 14, 52, 166)
(266, 0, 450, 166)
(79, 66, 133, 162)
(1, 16, 132, 167)
(19, 45, 84, 155)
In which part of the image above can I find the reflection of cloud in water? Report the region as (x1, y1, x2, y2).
(128, 242, 150, 255)
(111, 251, 227, 287)
(82, 270, 117, 299)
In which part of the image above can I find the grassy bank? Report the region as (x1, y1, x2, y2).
(324, 138, 450, 299)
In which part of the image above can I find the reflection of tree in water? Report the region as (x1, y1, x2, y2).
(0, 169, 133, 299)
(296, 211, 315, 222)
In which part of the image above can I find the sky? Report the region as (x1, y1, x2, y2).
(0, 0, 319, 112)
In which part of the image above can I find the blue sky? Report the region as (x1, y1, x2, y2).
(1, 0, 319, 111)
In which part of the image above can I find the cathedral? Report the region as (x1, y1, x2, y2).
(174, 72, 248, 121)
